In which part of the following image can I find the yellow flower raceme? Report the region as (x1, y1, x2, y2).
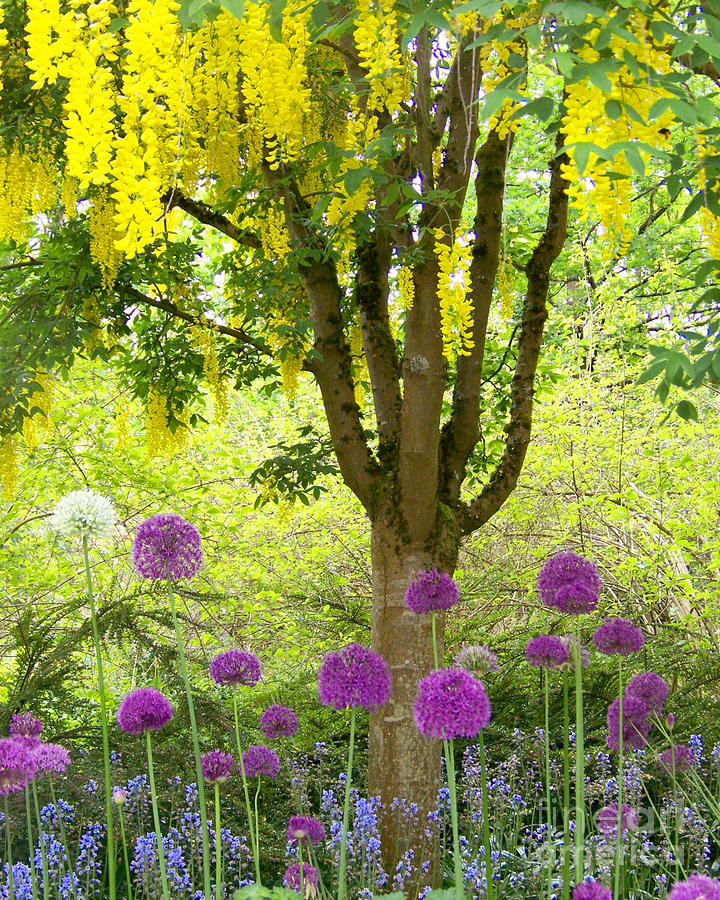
(89, 191, 123, 288)
(0, 436, 18, 498)
(398, 265, 415, 310)
(354, 0, 409, 113)
(0, 5, 8, 98)
(434, 229, 475, 359)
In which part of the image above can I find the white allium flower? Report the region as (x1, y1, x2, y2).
(50, 490, 117, 541)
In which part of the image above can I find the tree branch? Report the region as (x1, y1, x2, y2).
(163, 189, 261, 249)
(459, 131, 569, 534)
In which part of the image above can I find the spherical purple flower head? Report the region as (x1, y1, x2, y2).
(593, 618, 645, 656)
(537, 551, 602, 615)
(201, 750, 234, 784)
(210, 649, 262, 687)
(572, 882, 612, 900)
(259, 705, 298, 740)
(32, 743, 71, 775)
(132, 513, 203, 582)
(659, 744, 695, 774)
(0, 738, 38, 795)
(606, 696, 650, 752)
(597, 803, 638, 838)
(625, 671, 669, 714)
(9, 713, 43, 747)
(242, 745, 280, 778)
(283, 863, 319, 896)
(525, 635, 569, 669)
(454, 644, 499, 678)
(318, 643, 392, 712)
(287, 815, 325, 847)
(404, 569, 459, 615)
(414, 667, 491, 740)
(667, 875, 720, 900)
(116, 688, 173, 735)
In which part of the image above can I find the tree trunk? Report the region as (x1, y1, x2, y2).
(367, 519, 458, 885)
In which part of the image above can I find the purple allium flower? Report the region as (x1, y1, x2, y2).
(259, 705, 298, 740)
(318, 643, 392, 712)
(607, 696, 650, 751)
(560, 634, 590, 669)
(454, 644, 499, 677)
(597, 803, 638, 838)
(572, 882, 611, 900)
(667, 874, 720, 900)
(32, 743, 71, 775)
(0, 738, 38, 795)
(283, 862, 319, 896)
(209, 650, 262, 687)
(287, 815, 325, 846)
(666, 713, 676, 730)
(116, 688, 173, 735)
(625, 671, 669, 713)
(131, 513, 203, 581)
(404, 570, 459, 614)
(525, 635, 569, 669)
(242, 745, 280, 778)
(414, 667, 491, 740)
(537, 551, 602, 615)
(593, 618, 645, 656)
(9, 713, 43, 746)
(659, 744, 694, 774)
(112, 788, 128, 805)
(201, 751, 234, 784)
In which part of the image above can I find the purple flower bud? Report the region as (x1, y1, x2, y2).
(414, 667, 491, 740)
(592, 618, 644, 656)
(538, 551, 601, 615)
(318, 644, 392, 712)
(116, 688, 173, 735)
(259, 705, 298, 740)
(659, 744, 694, 774)
(404, 570, 459, 615)
(201, 750, 234, 784)
(132, 513, 203, 581)
(112, 788, 128, 805)
(666, 713, 676, 730)
(454, 644, 499, 677)
(287, 815, 325, 846)
(525, 635, 569, 669)
(242, 745, 279, 778)
(210, 650, 261, 687)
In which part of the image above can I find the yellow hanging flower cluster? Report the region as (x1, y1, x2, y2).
(397, 265, 414, 310)
(89, 191, 123, 288)
(353, 0, 409, 114)
(0, 437, 18, 498)
(21, 370, 53, 451)
(82, 296, 104, 352)
(497, 256, 513, 318)
(266, 306, 308, 399)
(24, 0, 85, 88)
(434, 229, 475, 359)
(697, 132, 720, 263)
(349, 318, 367, 410)
(0, 146, 56, 242)
(146, 390, 187, 457)
(0, 6, 7, 99)
(561, 11, 675, 257)
(236, 0, 312, 168)
(259, 200, 291, 264)
(190, 321, 228, 419)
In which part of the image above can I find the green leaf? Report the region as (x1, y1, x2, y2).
(604, 99, 623, 121)
(622, 143, 645, 177)
(507, 96, 555, 123)
(676, 400, 699, 421)
(218, 0, 245, 21)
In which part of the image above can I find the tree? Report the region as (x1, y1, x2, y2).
(1, 0, 719, 869)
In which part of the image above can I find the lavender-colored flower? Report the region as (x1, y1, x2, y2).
(525, 635, 569, 669)
(659, 744, 694, 774)
(597, 803, 638, 838)
(593, 618, 645, 656)
(454, 644, 499, 677)
(0, 738, 38, 795)
(287, 815, 325, 846)
(242, 745, 279, 778)
(32, 743, 71, 775)
(414, 667, 491, 740)
(318, 643, 392, 712)
(131, 513, 203, 581)
(9, 713, 43, 746)
(259, 705, 298, 740)
(112, 788, 128, 805)
(572, 882, 611, 900)
(625, 671, 668, 713)
(201, 751, 234, 784)
(667, 874, 720, 900)
(209, 649, 262, 687)
(666, 713, 676, 730)
(607, 696, 650, 751)
(116, 688, 173, 735)
(537, 551, 602, 615)
(283, 862, 319, 896)
(404, 570, 459, 614)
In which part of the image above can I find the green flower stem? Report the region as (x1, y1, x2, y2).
(562, 673, 571, 900)
(431, 613, 439, 668)
(214, 782, 222, 900)
(338, 708, 356, 900)
(5, 795, 14, 900)
(614, 659, 624, 900)
(478, 732, 493, 900)
(117, 806, 133, 900)
(145, 731, 170, 900)
(82, 536, 116, 900)
(253, 780, 262, 875)
(31, 783, 50, 900)
(574, 623, 585, 882)
(233, 691, 260, 884)
(445, 739, 464, 900)
(48, 778, 76, 893)
(25, 787, 38, 900)
(641, 779, 687, 880)
(298, 839, 305, 900)
(544, 669, 554, 900)
(672, 761, 680, 884)
(166, 581, 211, 900)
